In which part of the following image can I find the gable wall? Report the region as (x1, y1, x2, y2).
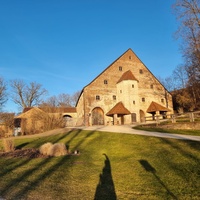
(76, 49, 173, 125)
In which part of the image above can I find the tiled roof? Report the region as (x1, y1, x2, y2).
(146, 101, 171, 113)
(106, 102, 131, 116)
(117, 70, 138, 84)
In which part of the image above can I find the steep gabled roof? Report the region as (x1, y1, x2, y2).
(106, 102, 131, 116)
(117, 70, 138, 84)
(76, 48, 141, 106)
(76, 48, 172, 107)
(147, 101, 171, 113)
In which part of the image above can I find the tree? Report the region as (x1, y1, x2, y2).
(41, 91, 81, 108)
(10, 79, 47, 110)
(71, 91, 81, 106)
(0, 76, 7, 110)
(57, 93, 72, 107)
(173, 0, 200, 110)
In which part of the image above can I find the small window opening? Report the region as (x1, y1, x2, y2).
(132, 84, 134, 88)
(119, 66, 123, 71)
(113, 95, 116, 100)
(104, 80, 108, 84)
(139, 69, 143, 74)
(96, 95, 100, 100)
(142, 97, 145, 102)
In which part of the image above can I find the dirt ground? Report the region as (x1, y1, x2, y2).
(0, 148, 49, 158)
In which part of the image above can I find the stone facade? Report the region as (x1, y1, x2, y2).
(76, 48, 173, 126)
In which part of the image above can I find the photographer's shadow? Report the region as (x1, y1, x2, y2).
(94, 154, 117, 200)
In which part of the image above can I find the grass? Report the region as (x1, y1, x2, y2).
(134, 124, 200, 136)
(0, 129, 200, 199)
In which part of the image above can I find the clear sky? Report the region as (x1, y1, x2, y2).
(0, 0, 182, 113)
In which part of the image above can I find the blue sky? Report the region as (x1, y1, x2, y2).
(0, 0, 182, 112)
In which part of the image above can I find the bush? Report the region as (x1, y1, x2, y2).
(39, 142, 68, 157)
(39, 142, 53, 155)
(2, 139, 15, 152)
(48, 143, 68, 157)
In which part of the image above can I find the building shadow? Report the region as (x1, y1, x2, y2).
(94, 154, 117, 200)
(139, 159, 177, 200)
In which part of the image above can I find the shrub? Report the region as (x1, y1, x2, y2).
(39, 142, 53, 155)
(48, 143, 68, 157)
(2, 139, 15, 152)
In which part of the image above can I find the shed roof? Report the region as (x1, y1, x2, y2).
(146, 101, 171, 113)
(106, 102, 131, 116)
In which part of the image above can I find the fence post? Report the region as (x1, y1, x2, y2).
(171, 114, 176, 123)
(189, 112, 194, 122)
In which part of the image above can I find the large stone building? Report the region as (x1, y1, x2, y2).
(76, 48, 173, 126)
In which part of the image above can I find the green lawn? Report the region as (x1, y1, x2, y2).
(134, 125, 200, 136)
(0, 129, 200, 199)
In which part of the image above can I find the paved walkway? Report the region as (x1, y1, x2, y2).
(3, 125, 200, 142)
(79, 125, 200, 142)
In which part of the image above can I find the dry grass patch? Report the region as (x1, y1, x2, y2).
(39, 142, 68, 157)
(2, 139, 15, 152)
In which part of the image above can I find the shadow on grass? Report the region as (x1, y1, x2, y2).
(94, 154, 117, 200)
(16, 142, 30, 149)
(159, 138, 200, 164)
(139, 159, 177, 200)
(0, 129, 96, 199)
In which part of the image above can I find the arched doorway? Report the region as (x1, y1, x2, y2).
(140, 110, 145, 122)
(92, 107, 104, 125)
(63, 115, 73, 126)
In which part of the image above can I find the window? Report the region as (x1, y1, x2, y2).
(104, 80, 108, 84)
(150, 84, 153, 89)
(142, 97, 145, 102)
(119, 66, 123, 71)
(129, 56, 132, 60)
(113, 95, 116, 100)
(133, 100, 135, 104)
(96, 95, 100, 100)
(132, 84, 134, 88)
(120, 90, 122, 93)
(139, 69, 143, 74)
(161, 98, 164, 103)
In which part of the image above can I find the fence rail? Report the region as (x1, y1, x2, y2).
(144, 111, 200, 124)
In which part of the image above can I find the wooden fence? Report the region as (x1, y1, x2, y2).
(144, 111, 200, 124)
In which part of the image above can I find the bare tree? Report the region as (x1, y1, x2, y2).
(42, 91, 81, 108)
(0, 76, 7, 110)
(42, 95, 58, 107)
(173, 65, 188, 89)
(57, 93, 72, 107)
(10, 79, 47, 110)
(71, 91, 81, 107)
(173, 0, 200, 109)
(158, 76, 177, 92)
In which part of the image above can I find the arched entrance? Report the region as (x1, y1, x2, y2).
(140, 110, 145, 122)
(63, 115, 73, 126)
(92, 107, 104, 125)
